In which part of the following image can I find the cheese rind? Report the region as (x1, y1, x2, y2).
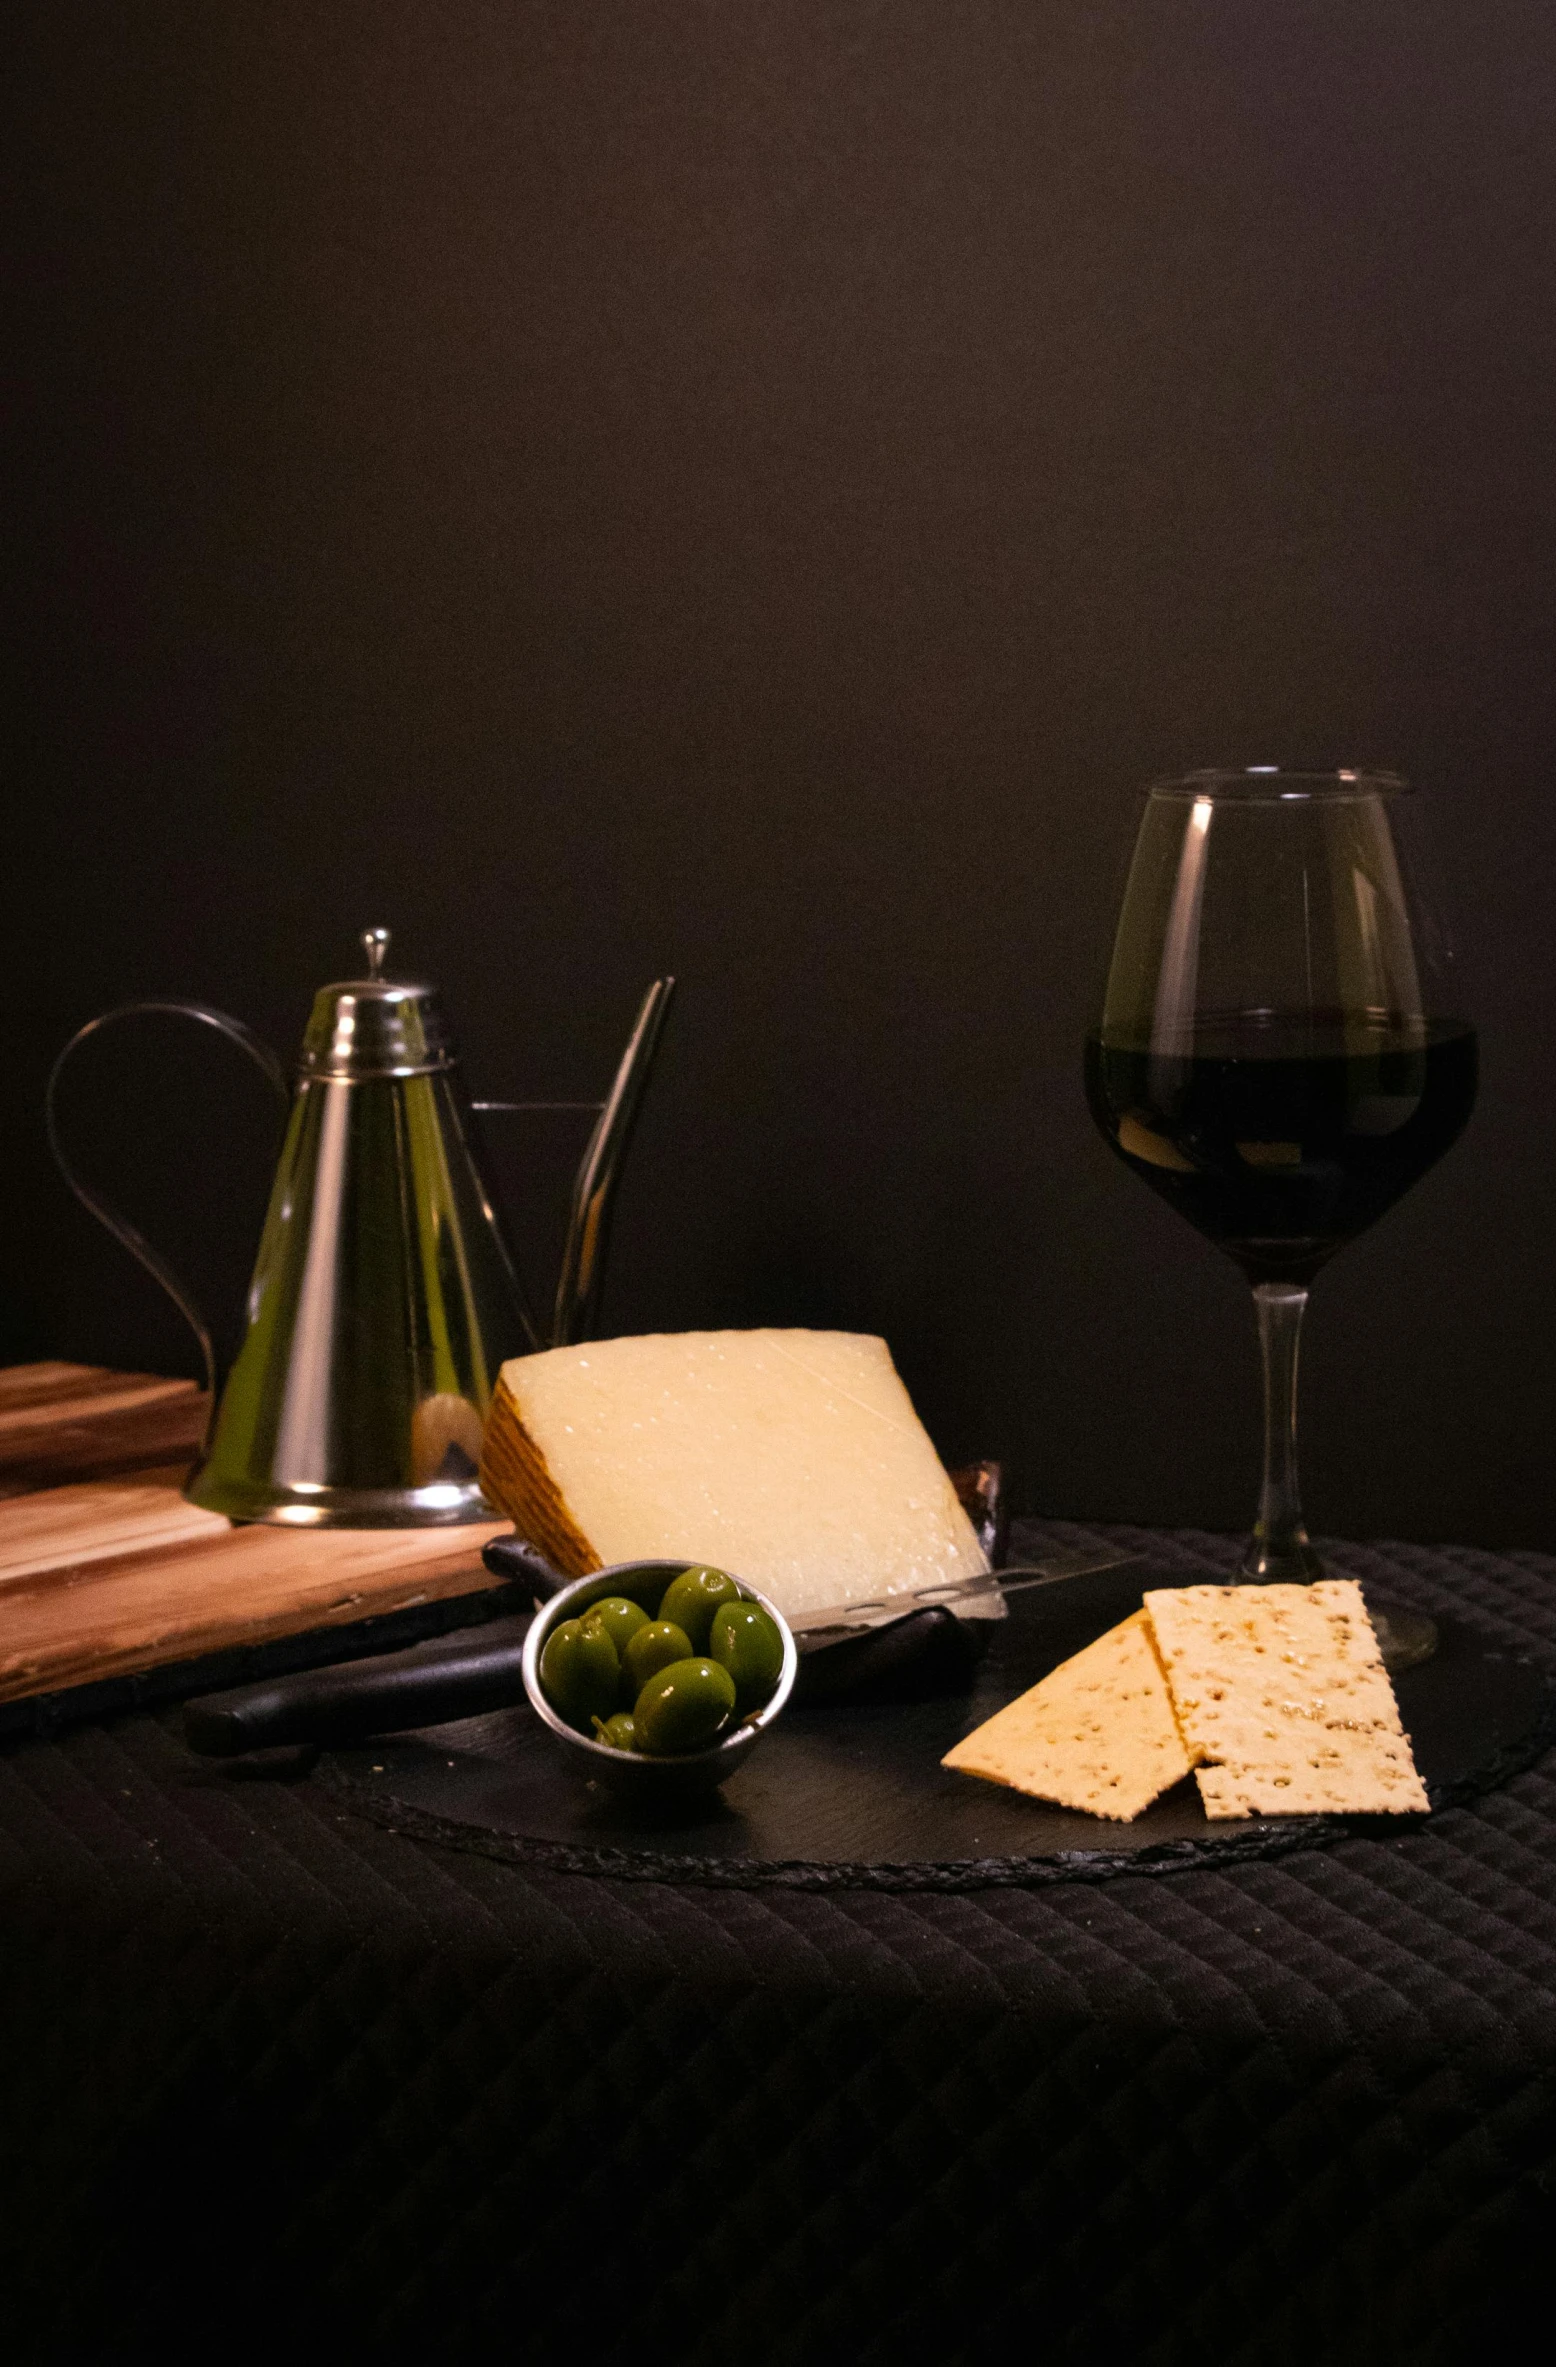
(1143, 1579, 1428, 1819)
(479, 1330, 988, 1622)
(941, 1610, 1198, 1821)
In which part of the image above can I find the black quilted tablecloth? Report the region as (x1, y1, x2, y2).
(4, 1522, 1555, 2366)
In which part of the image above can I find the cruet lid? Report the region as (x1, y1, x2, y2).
(297, 927, 457, 1080)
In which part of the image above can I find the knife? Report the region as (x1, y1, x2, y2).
(182, 1545, 1141, 1754)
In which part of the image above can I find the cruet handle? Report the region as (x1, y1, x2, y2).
(45, 1003, 292, 1426)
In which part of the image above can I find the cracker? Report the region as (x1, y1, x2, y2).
(1142, 1579, 1428, 1819)
(941, 1610, 1198, 1821)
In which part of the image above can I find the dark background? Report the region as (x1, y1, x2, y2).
(5, 2, 1554, 1546)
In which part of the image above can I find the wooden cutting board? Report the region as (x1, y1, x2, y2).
(0, 1363, 515, 1735)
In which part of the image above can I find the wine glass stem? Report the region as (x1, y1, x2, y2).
(1244, 1282, 1322, 1581)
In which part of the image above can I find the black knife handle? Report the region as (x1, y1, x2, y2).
(481, 1535, 568, 1597)
(183, 1626, 529, 1756)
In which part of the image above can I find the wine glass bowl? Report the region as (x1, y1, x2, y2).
(1087, 769, 1476, 1593)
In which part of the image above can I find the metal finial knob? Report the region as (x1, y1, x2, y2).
(362, 927, 391, 981)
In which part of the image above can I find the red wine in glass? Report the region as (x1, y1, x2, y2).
(1087, 771, 1476, 1621)
(1086, 1012, 1476, 1286)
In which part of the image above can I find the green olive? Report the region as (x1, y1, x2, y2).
(622, 1619, 695, 1701)
(586, 1595, 651, 1658)
(591, 1711, 637, 1751)
(539, 1614, 620, 1726)
(632, 1658, 738, 1755)
(656, 1566, 742, 1651)
(708, 1600, 785, 1710)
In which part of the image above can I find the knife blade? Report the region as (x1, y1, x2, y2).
(790, 1546, 1141, 1636)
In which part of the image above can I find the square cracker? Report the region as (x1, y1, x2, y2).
(1143, 1578, 1428, 1819)
(941, 1610, 1197, 1821)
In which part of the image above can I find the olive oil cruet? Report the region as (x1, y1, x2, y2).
(47, 932, 674, 1527)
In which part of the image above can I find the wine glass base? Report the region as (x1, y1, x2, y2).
(1362, 1599, 1439, 1673)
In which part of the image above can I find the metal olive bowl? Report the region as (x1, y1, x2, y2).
(521, 1560, 798, 1795)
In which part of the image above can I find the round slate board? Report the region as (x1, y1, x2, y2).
(324, 1564, 1556, 1891)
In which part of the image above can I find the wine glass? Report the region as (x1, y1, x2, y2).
(1085, 769, 1476, 1638)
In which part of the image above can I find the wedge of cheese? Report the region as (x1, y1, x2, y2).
(1143, 1579, 1429, 1819)
(941, 1611, 1198, 1820)
(478, 1329, 989, 1623)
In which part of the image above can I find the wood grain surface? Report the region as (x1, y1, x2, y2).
(0, 1364, 510, 1707)
(0, 1361, 209, 1494)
